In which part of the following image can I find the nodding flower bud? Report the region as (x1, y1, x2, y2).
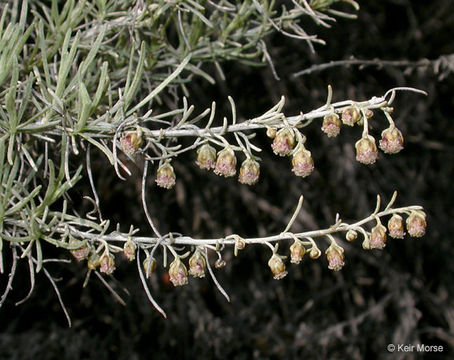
(156, 162, 176, 189)
(215, 258, 226, 269)
(268, 254, 288, 280)
(291, 146, 314, 178)
(325, 242, 345, 271)
(321, 113, 342, 137)
(379, 126, 404, 154)
(266, 127, 277, 139)
(290, 240, 306, 264)
(70, 241, 90, 261)
(238, 159, 260, 185)
(87, 253, 101, 270)
(168, 257, 188, 286)
(188, 250, 206, 278)
(388, 214, 405, 239)
(196, 144, 217, 170)
(100, 253, 116, 275)
(143, 257, 157, 277)
(120, 130, 143, 156)
(309, 246, 322, 259)
(346, 230, 358, 242)
(341, 107, 360, 126)
(271, 127, 295, 156)
(370, 223, 387, 250)
(214, 147, 237, 177)
(355, 135, 378, 165)
(406, 210, 427, 237)
(123, 240, 136, 261)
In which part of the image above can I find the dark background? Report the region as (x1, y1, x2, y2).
(1, 0, 453, 359)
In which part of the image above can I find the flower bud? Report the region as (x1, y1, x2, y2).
(196, 144, 217, 170)
(123, 240, 136, 261)
(268, 254, 288, 280)
(168, 258, 188, 286)
(87, 253, 101, 270)
(379, 126, 404, 154)
(370, 223, 387, 250)
(388, 214, 405, 239)
(325, 242, 345, 271)
(266, 127, 277, 139)
(238, 159, 260, 185)
(70, 241, 90, 262)
(156, 162, 176, 189)
(100, 253, 116, 275)
(290, 240, 306, 264)
(188, 250, 206, 278)
(271, 127, 295, 156)
(143, 257, 157, 277)
(321, 113, 342, 137)
(291, 146, 314, 178)
(234, 236, 246, 257)
(120, 130, 143, 156)
(309, 246, 321, 259)
(214, 147, 237, 177)
(341, 107, 360, 126)
(345, 230, 358, 242)
(355, 135, 378, 165)
(406, 210, 427, 237)
(215, 259, 226, 268)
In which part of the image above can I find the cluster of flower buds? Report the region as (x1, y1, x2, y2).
(119, 130, 143, 156)
(369, 221, 387, 250)
(123, 240, 136, 261)
(406, 210, 427, 237)
(290, 240, 306, 264)
(379, 126, 404, 154)
(188, 249, 206, 278)
(195, 143, 261, 185)
(341, 107, 361, 127)
(143, 257, 157, 277)
(156, 162, 176, 189)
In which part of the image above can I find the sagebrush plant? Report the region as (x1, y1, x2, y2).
(0, 0, 427, 323)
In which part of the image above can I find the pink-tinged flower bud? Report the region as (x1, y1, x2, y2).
(168, 258, 188, 286)
(238, 159, 260, 185)
(87, 253, 101, 270)
(345, 230, 358, 242)
(143, 257, 157, 277)
(406, 210, 427, 237)
(370, 223, 387, 250)
(379, 126, 404, 154)
(156, 162, 176, 189)
(188, 250, 206, 278)
(119, 131, 143, 156)
(355, 135, 378, 165)
(70, 242, 90, 262)
(388, 214, 405, 239)
(291, 147, 314, 178)
(309, 246, 321, 259)
(266, 127, 277, 139)
(341, 107, 360, 126)
(196, 144, 217, 170)
(325, 242, 345, 271)
(271, 127, 295, 156)
(321, 113, 342, 137)
(290, 240, 306, 264)
(123, 240, 136, 261)
(214, 147, 237, 177)
(100, 254, 116, 275)
(268, 254, 288, 280)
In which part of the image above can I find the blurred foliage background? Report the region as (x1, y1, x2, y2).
(1, 0, 453, 359)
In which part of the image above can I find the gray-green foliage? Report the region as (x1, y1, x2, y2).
(0, 0, 364, 319)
